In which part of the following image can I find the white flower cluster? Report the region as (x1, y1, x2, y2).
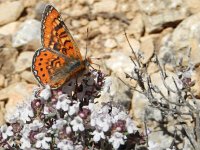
(0, 70, 139, 149)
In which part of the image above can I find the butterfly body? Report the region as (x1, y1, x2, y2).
(32, 5, 90, 89)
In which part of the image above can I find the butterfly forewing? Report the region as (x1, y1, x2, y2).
(41, 5, 82, 60)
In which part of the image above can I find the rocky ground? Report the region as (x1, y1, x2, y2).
(1, 0, 200, 149)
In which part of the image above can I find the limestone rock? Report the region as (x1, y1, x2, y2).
(20, 71, 37, 84)
(0, 82, 35, 116)
(104, 38, 117, 49)
(0, 22, 20, 36)
(12, 19, 41, 47)
(171, 13, 200, 65)
(0, 1, 24, 26)
(15, 52, 35, 72)
(137, 0, 189, 33)
(92, 0, 117, 14)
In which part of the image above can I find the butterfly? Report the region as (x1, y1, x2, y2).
(32, 5, 91, 89)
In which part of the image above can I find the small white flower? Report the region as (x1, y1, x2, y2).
(56, 94, 71, 111)
(91, 110, 111, 132)
(21, 124, 31, 138)
(68, 101, 80, 116)
(34, 133, 51, 149)
(70, 116, 84, 131)
(75, 145, 83, 150)
(112, 111, 127, 123)
(111, 107, 120, 116)
(29, 120, 44, 131)
(20, 105, 34, 123)
(66, 126, 72, 134)
(57, 139, 74, 150)
(39, 85, 52, 100)
(91, 129, 105, 142)
(20, 136, 31, 149)
(109, 132, 126, 149)
(126, 118, 138, 134)
(0, 124, 13, 140)
(52, 119, 67, 130)
(166, 147, 176, 150)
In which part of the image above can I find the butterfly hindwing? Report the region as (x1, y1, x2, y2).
(32, 48, 67, 88)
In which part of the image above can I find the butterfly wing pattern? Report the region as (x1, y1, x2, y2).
(32, 5, 87, 89)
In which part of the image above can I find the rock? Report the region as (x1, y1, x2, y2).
(191, 66, 200, 97)
(148, 131, 174, 149)
(0, 74, 5, 87)
(171, 13, 200, 65)
(12, 19, 41, 47)
(92, 0, 117, 13)
(137, 0, 189, 33)
(105, 51, 134, 75)
(99, 25, 110, 34)
(104, 38, 117, 49)
(88, 20, 99, 29)
(0, 82, 35, 116)
(0, 102, 5, 125)
(185, 0, 200, 14)
(147, 62, 159, 74)
(35, 1, 47, 20)
(15, 52, 35, 72)
(127, 13, 144, 39)
(140, 36, 155, 64)
(69, 6, 89, 17)
(96, 75, 132, 109)
(131, 71, 181, 124)
(0, 1, 24, 26)
(131, 89, 162, 124)
(0, 22, 20, 36)
(20, 71, 37, 84)
(0, 48, 18, 75)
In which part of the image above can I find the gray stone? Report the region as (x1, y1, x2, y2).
(104, 38, 117, 49)
(171, 13, 200, 65)
(0, 1, 24, 26)
(0, 74, 5, 87)
(15, 52, 35, 72)
(92, 0, 117, 13)
(148, 131, 174, 149)
(0, 48, 18, 75)
(127, 13, 144, 39)
(12, 19, 41, 47)
(20, 71, 37, 84)
(0, 82, 35, 116)
(137, 0, 189, 33)
(0, 22, 20, 36)
(96, 75, 131, 108)
(140, 36, 155, 64)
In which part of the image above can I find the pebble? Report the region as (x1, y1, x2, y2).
(0, 74, 5, 87)
(92, 0, 117, 13)
(12, 19, 41, 47)
(0, 22, 20, 36)
(15, 52, 35, 72)
(104, 38, 117, 49)
(20, 71, 37, 84)
(0, 1, 24, 26)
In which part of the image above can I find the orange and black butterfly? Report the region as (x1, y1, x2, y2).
(32, 5, 90, 89)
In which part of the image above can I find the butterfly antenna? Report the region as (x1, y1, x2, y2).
(85, 28, 89, 60)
